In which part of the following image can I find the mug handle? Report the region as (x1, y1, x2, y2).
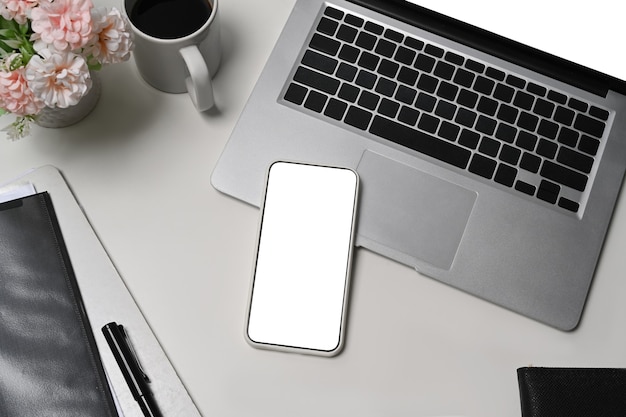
(179, 45, 215, 111)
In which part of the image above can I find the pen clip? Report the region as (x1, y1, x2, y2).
(119, 324, 150, 383)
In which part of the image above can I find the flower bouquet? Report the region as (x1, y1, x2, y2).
(0, 0, 133, 139)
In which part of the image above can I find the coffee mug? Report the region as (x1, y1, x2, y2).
(124, 0, 221, 111)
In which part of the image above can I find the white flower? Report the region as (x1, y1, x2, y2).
(25, 49, 91, 108)
(0, 0, 39, 25)
(86, 7, 133, 66)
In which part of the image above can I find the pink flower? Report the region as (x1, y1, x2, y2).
(31, 0, 93, 52)
(86, 7, 133, 65)
(0, 0, 39, 24)
(0, 65, 44, 116)
(25, 49, 91, 108)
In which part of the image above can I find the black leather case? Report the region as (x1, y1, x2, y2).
(518, 367, 626, 417)
(0, 192, 118, 416)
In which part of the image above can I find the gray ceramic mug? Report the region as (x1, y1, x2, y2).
(124, 0, 221, 111)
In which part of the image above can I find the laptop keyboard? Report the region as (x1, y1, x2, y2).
(282, 5, 611, 214)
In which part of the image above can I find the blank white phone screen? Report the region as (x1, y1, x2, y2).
(247, 162, 359, 354)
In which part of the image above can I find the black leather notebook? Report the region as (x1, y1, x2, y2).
(0, 192, 118, 417)
(517, 367, 626, 417)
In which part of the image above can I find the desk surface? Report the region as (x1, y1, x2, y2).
(1, 1, 626, 416)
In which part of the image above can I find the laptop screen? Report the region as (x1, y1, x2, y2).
(409, 0, 626, 82)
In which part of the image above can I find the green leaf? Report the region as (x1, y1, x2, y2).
(0, 41, 14, 53)
(19, 23, 30, 35)
(2, 39, 21, 49)
(0, 29, 15, 38)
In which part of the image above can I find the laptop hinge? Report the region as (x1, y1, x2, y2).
(347, 0, 626, 97)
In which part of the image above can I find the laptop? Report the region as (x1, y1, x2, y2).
(212, 0, 626, 330)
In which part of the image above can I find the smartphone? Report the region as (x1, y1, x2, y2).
(245, 161, 359, 356)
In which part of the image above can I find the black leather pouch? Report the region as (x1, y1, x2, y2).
(0, 192, 118, 416)
(517, 367, 626, 417)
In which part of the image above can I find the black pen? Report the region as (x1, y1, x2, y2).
(102, 322, 162, 417)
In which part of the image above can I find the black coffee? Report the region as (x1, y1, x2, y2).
(130, 0, 212, 39)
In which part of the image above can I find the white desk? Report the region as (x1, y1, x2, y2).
(1, 1, 625, 416)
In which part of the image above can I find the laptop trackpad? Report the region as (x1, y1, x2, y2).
(356, 151, 476, 270)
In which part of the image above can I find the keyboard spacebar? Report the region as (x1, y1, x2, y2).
(369, 116, 471, 169)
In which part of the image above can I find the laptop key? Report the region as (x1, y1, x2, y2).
(336, 62, 358, 82)
(356, 32, 377, 50)
(574, 113, 606, 138)
(397, 66, 419, 86)
(436, 81, 458, 101)
(495, 123, 517, 144)
(557, 147, 594, 174)
(499, 144, 521, 165)
(384, 28, 404, 43)
(378, 98, 400, 118)
(469, 154, 497, 179)
(520, 152, 541, 173)
(294, 66, 340, 94)
(590, 106, 609, 121)
(479, 137, 500, 157)
(494, 164, 518, 187)
(284, 83, 308, 105)
(547, 90, 567, 105)
(378, 59, 399, 78)
(475, 115, 496, 135)
(494, 83, 515, 103)
(344, 14, 364, 28)
(395, 46, 416, 65)
(454, 68, 475, 88)
(473, 76, 495, 95)
(415, 53, 436, 72)
(395, 85, 417, 104)
(417, 74, 438, 93)
(323, 6, 343, 20)
(338, 44, 360, 63)
(458, 129, 480, 149)
(541, 161, 588, 191)
(568, 97, 588, 112)
(358, 52, 380, 71)
(304, 90, 328, 112)
(338, 83, 360, 102)
(302, 50, 338, 74)
(364, 21, 384, 35)
(358, 91, 380, 110)
(418, 113, 440, 133)
(355, 70, 377, 89)
(375, 77, 397, 97)
(455, 108, 477, 128)
(424, 44, 444, 58)
(415, 92, 436, 112)
(537, 180, 560, 204)
(435, 101, 456, 120)
(345, 106, 373, 130)
(369, 116, 471, 169)
(375, 39, 397, 58)
(536, 139, 558, 159)
(337, 24, 358, 43)
(559, 197, 580, 213)
(515, 180, 536, 196)
(317, 17, 339, 36)
(309, 33, 340, 56)
(439, 121, 461, 141)
(465, 59, 485, 73)
(398, 106, 420, 126)
(554, 106, 575, 126)
(324, 98, 348, 120)
(579, 135, 600, 156)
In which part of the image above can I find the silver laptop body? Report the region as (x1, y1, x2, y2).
(212, 0, 626, 330)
